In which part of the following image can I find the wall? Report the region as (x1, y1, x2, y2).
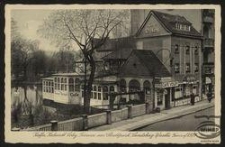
(88, 113, 107, 128)
(111, 108, 128, 123)
(138, 14, 170, 38)
(58, 118, 83, 131)
(131, 104, 146, 117)
(136, 35, 172, 71)
(171, 36, 202, 82)
(43, 92, 54, 101)
(54, 90, 69, 104)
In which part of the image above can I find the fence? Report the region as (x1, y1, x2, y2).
(15, 102, 151, 131)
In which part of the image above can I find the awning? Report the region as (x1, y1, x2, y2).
(205, 77, 212, 84)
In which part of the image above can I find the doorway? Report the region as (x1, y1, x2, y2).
(165, 88, 171, 109)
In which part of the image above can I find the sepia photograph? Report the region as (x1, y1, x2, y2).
(4, 4, 221, 144)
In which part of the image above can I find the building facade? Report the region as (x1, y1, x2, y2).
(43, 9, 213, 110)
(201, 9, 215, 95)
(132, 10, 202, 109)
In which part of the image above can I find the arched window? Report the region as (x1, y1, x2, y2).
(98, 86, 101, 92)
(143, 80, 151, 94)
(75, 78, 80, 91)
(129, 79, 140, 92)
(93, 86, 97, 91)
(69, 78, 74, 92)
(103, 86, 108, 100)
(110, 86, 115, 92)
(120, 79, 126, 92)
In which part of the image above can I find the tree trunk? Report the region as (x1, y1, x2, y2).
(83, 55, 96, 114)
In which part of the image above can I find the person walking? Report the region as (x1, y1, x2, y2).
(207, 92, 212, 103)
(190, 93, 195, 105)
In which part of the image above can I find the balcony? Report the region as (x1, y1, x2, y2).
(203, 38, 214, 49)
(203, 63, 214, 75)
(203, 16, 214, 24)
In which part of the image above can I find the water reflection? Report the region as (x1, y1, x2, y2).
(11, 83, 84, 128)
(11, 84, 43, 107)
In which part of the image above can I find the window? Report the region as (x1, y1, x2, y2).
(44, 80, 54, 93)
(195, 46, 198, 55)
(175, 63, 180, 73)
(186, 63, 190, 73)
(93, 86, 97, 91)
(186, 46, 190, 55)
(98, 93, 101, 100)
(157, 92, 163, 105)
(75, 78, 80, 92)
(120, 79, 126, 92)
(143, 80, 151, 94)
(69, 78, 74, 92)
(98, 86, 101, 92)
(103, 86, 108, 100)
(110, 86, 114, 92)
(195, 63, 199, 72)
(43, 81, 46, 92)
(97, 86, 102, 100)
(94, 93, 97, 99)
(175, 23, 190, 31)
(174, 45, 179, 54)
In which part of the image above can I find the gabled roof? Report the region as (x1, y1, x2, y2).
(102, 47, 133, 60)
(133, 50, 171, 77)
(136, 10, 202, 38)
(95, 36, 135, 52)
(119, 49, 171, 77)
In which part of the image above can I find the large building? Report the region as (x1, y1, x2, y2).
(201, 9, 215, 95)
(43, 9, 214, 110)
(130, 9, 215, 97)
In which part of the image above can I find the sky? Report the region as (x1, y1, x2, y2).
(11, 9, 59, 52)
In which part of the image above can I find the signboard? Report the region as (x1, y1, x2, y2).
(70, 92, 79, 97)
(162, 81, 179, 88)
(183, 75, 196, 82)
(55, 91, 68, 96)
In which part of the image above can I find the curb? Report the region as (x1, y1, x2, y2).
(107, 102, 214, 131)
(132, 105, 214, 131)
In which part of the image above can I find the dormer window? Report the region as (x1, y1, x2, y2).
(175, 23, 190, 31)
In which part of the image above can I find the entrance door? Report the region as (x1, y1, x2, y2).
(165, 88, 171, 109)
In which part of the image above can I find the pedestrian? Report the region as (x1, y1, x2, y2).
(207, 92, 212, 103)
(190, 93, 195, 105)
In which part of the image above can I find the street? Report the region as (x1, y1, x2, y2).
(135, 107, 215, 131)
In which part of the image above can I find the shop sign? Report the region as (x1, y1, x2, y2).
(70, 92, 79, 97)
(183, 75, 196, 82)
(205, 77, 212, 84)
(55, 91, 68, 96)
(162, 81, 179, 88)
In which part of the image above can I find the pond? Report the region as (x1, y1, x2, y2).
(11, 83, 84, 128)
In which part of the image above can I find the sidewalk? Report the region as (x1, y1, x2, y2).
(89, 99, 214, 131)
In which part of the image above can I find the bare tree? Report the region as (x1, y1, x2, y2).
(38, 10, 128, 113)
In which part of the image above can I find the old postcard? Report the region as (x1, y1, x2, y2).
(5, 4, 221, 144)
